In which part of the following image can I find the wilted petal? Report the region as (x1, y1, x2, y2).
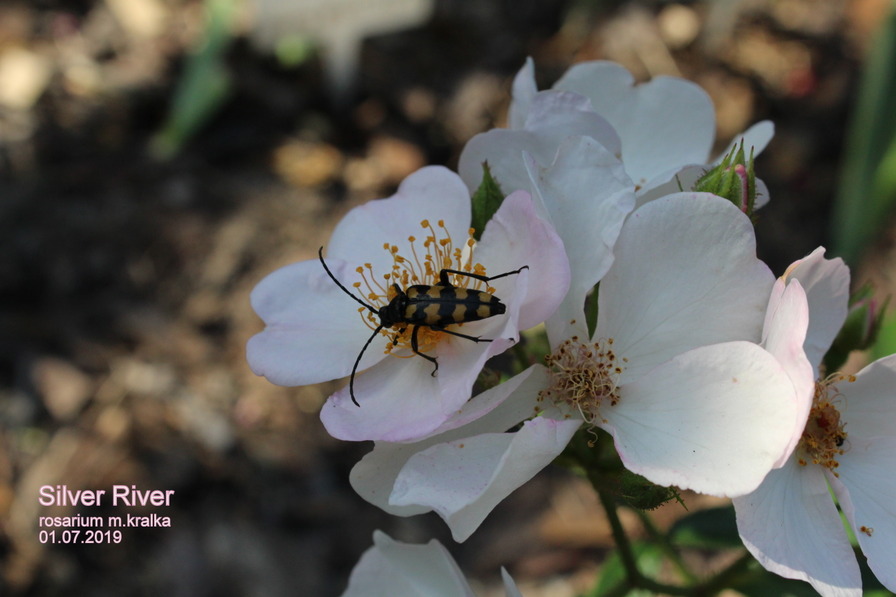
(598, 193, 773, 382)
(342, 531, 475, 597)
(734, 461, 861, 597)
(606, 342, 799, 496)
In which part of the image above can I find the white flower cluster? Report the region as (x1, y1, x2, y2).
(247, 59, 895, 596)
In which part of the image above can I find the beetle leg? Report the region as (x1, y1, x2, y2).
(410, 325, 439, 376)
(435, 327, 494, 344)
(438, 265, 529, 287)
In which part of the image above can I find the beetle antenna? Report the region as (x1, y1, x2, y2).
(348, 324, 384, 407)
(318, 247, 378, 314)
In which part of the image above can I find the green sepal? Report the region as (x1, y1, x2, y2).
(559, 428, 683, 511)
(470, 162, 505, 240)
(613, 469, 685, 511)
(694, 142, 757, 218)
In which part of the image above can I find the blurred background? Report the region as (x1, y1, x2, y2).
(2, 0, 895, 595)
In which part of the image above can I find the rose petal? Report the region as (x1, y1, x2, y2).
(554, 61, 715, 191)
(350, 366, 551, 515)
(733, 461, 861, 597)
(328, 166, 471, 276)
(390, 415, 581, 542)
(341, 531, 475, 597)
(523, 136, 635, 343)
(247, 259, 384, 385)
(718, 120, 775, 161)
(458, 90, 619, 196)
(320, 355, 453, 441)
(761, 278, 814, 466)
(833, 437, 896, 592)
(605, 342, 799, 496)
(781, 247, 850, 373)
(474, 190, 571, 331)
(838, 354, 896, 440)
(508, 57, 537, 130)
(501, 568, 524, 597)
(598, 193, 774, 382)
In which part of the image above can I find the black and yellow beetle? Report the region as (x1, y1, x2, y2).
(318, 247, 528, 406)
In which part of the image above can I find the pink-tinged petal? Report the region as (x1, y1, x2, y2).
(342, 531, 475, 597)
(598, 193, 774, 382)
(321, 355, 453, 441)
(508, 57, 537, 130)
(350, 366, 551, 516)
(247, 259, 384, 385)
(605, 342, 799, 496)
(733, 460, 861, 597)
(327, 166, 471, 275)
(554, 61, 714, 191)
(780, 247, 850, 373)
(474, 191, 571, 331)
(390, 415, 581, 542)
(458, 90, 620, 196)
(761, 279, 814, 466)
(831, 437, 896, 592)
(523, 136, 636, 343)
(321, 326, 514, 441)
(837, 354, 896, 439)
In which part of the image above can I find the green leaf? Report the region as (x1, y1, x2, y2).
(730, 559, 821, 597)
(871, 313, 896, 359)
(832, 4, 896, 265)
(470, 162, 505, 240)
(588, 542, 664, 597)
(150, 0, 237, 159)
(668, 505, 742, 549)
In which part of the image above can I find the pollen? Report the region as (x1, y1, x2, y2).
(352, 219, 488, 355)
(538, 337, 624, 426)
(796, 373, 854, 475)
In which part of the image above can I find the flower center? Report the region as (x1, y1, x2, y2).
(350, 219, 491, 356)
(538, 336, 626, 424)
(796, 373, 854, 474)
